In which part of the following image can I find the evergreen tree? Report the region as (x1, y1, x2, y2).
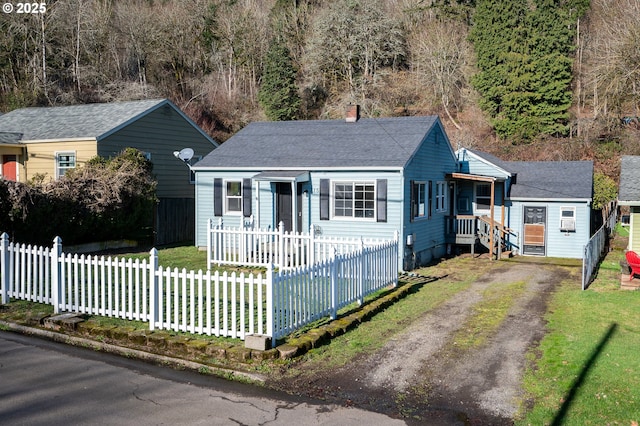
(470, 0, 589, 142)
(258, 41, 301, 121)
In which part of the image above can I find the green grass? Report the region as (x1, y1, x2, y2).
(517, 237, 640, 425)
(280, 256, 493, 371)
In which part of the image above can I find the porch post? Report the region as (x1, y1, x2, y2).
(490, 181, 495, 260)
(256, 180, 260, 229)
(291, 181, 296, 233)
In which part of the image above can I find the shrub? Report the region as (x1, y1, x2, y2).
(1, 148, 157, 246)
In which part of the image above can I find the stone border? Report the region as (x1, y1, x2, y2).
(0, 275, 433, 370)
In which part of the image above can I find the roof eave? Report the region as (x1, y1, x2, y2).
(509, 197, 592, 203)
(191, 165, 404, 172)
(22, 137, 97, 144)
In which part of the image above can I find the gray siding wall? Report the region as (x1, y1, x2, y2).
(99, 105, 216, 199)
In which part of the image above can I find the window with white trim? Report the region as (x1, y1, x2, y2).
(560, 206, 576, 231)
(475, 183, 491, 211)
(436, 181, 447, 212)
(56, 152, 76, 178)
(412, 181, 427, 219)
(225, 180, 243, 214)
(334, 182, 375, 219)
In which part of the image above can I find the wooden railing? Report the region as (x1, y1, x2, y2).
(446, 215, 519, 259)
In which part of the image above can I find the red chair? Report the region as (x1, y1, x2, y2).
(625, 251, 640, 281)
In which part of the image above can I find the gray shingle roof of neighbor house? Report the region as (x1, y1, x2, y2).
(0, 99, 213, 142)
(505, 160, 594, 200)
(193, 115, 444, 169)
(0, 132, 24, 144)
(618, 155, 640, 203)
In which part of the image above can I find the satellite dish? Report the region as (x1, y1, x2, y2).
(173, 148, 194, 163)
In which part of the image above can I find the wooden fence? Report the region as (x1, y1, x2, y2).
(1, 232, 398, 345)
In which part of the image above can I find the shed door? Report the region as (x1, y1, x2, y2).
(2, 155, 17, 181)
(523, 206, 546, 256)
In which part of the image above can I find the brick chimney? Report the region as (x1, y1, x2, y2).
(345, 104, 360, 123)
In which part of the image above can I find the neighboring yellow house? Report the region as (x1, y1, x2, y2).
(619, 155, 640, 253)
(0, 99, 218, 244)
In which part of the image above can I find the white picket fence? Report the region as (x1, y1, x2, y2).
(1, 232, 399, 345)
(208, 218, 392, 270)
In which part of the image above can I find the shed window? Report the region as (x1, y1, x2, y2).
(56, 152, 76, 178)
(560, 206, 576, 232)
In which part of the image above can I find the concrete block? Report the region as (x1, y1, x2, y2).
(244, 334, 271, 351)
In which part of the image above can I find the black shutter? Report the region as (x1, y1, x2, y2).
(376, 179, 387, 223)
(242, 178, 252, 217)
(213, 178, 222, 217)
(428, 180, 433, 219)
(320, 179, 330, 220)
(409, 180, 415, 223)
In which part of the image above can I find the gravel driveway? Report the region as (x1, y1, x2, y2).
(270, 261, 567, 425)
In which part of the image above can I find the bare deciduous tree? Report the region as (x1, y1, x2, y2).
(410, 19, 472, 129)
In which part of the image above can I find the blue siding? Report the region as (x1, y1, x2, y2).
(403, 122, 457, 265)
(510, 201, 591, 258)
(194, 116, 459, 268)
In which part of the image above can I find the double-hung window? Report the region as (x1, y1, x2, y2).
(412, 181, 427, 220)
(475, 183, 491, 212)
(56, 152, 76, 178)
(334, 182, 375, 219)
(436, 181, 447, 212)
(225, 180, 242, 214)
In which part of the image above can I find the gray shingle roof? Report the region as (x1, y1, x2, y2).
(619, 155, 640, 203)
(0, 132, 23, 144)
(505, 160, 593, 200)
(194, 116, 441, 169)
(0, 99, 167, 141)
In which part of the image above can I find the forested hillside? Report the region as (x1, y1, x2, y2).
(1, 0, 638, 185)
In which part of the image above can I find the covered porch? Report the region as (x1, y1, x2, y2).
(445, 172, 519, 259)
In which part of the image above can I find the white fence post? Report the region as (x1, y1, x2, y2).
(330, 248, 338, 320)
(149, 248, 159, 330)
(1, 233, 9, 304)
(277, 221, 285, 269)
(266, 264, 275, 347)
(358, 237, 364, 306)
(207, 218, 212, 270)
(51, 236, 62, 314)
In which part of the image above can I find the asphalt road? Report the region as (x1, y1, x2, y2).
(0, 331, 404, 425)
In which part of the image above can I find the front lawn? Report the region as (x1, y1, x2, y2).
(517, 233, 640, 425)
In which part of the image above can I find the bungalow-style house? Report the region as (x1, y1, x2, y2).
(192, 108, 458, 270)
(618, 155, 640, 252)
(0, 99, 218, 244)
(192, 107, 594, 269)
(453, 149, 594, 259)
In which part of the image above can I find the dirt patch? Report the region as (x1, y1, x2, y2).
(268, 261, 569, 424)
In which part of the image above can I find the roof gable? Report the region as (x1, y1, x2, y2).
(194, 116, 446, 170)
(457, 148, 515, 177)
(0, 99, 173, 142)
